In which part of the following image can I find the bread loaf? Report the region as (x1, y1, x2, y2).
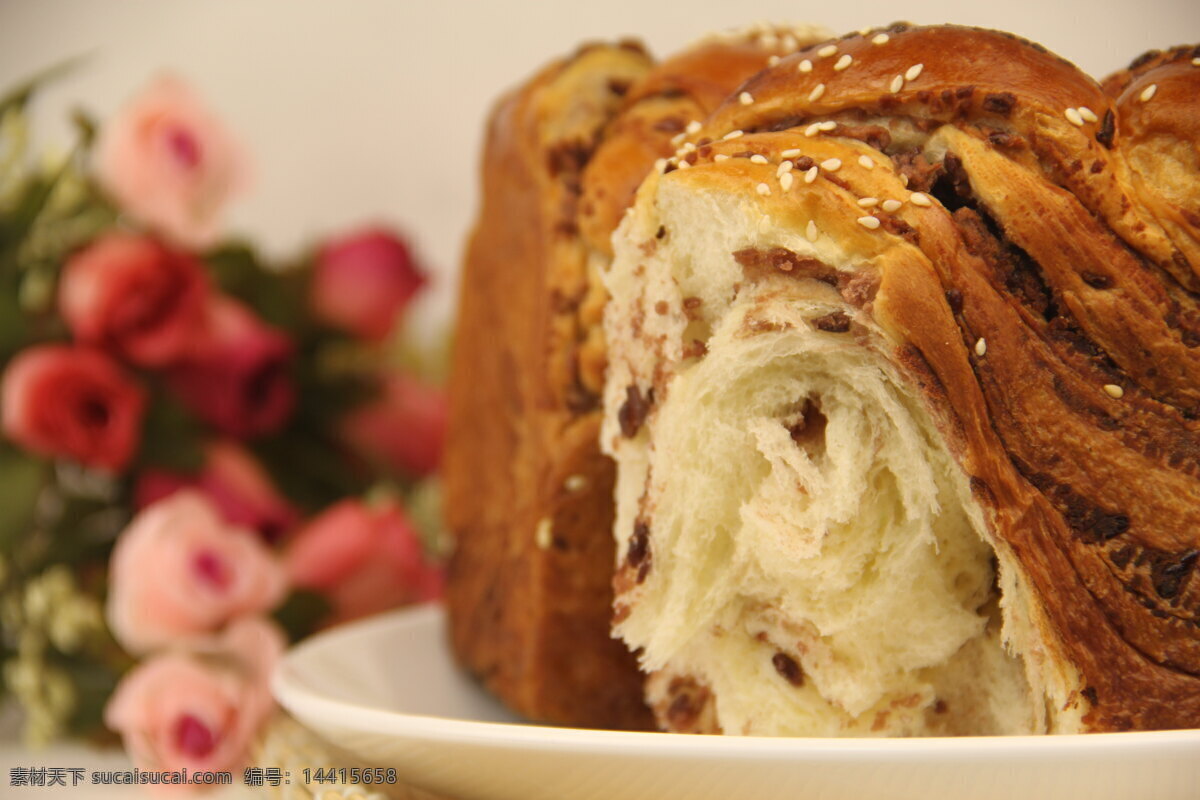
(444, 25, 828, 728)
(601, 25, 1200, 734)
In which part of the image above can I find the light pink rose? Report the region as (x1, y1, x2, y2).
(104, 617, 284, 781)
(107, 491, 286, 654)
(97, 75, 247, 249)
(311, 227, 426, 341)
(59, 233, 209, 367)
(1, 345, 145, 471)
(168, 296, 295, 438)
(285, 499, 440, 625)
(341, 373, 446, 478)
(136, 440, 298, 542)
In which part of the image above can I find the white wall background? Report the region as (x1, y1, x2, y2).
(1, 0, 1197, 331)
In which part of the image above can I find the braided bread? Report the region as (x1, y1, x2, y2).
(601, 25, 1200, 734)
(444, 25, 829, 729)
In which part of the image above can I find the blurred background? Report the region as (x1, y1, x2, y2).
(2, 0, 1197, 336)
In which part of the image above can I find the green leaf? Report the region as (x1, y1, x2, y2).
(272, 588, 332, 643)
(135, 391, 205, 474)
(0, 55, 90, 121)
(0, 445, 48, 555)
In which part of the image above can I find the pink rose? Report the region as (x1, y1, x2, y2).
(285, 499, 440, 625)
(1, 345, 145, 471)
(97, 75, 247, 249)
(107, 491, 286, 654)
(341, 373, 446, 477)
(169, 296, 294, 438)
(311, 228, 426, 341)
(136, 440, 298, 542)
(59, 233, 208, 367)
(104, 617, 284, 780)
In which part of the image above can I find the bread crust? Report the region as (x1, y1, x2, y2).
(445, 27, 828, 729)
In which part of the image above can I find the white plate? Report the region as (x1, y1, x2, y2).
(273, 604, 1200, 800)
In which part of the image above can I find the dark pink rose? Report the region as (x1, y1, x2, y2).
(104, 617, 284, 780)
(169, 296, 294, 438)
(341, 373, 446, 477)
(311, 228, 426, 341)
(96, 75, 248, 249)
(59, 233, 208, 367)
(284, 499, 440, 625)
(1, 345, 145, 471)
(106, 491, 286, 654)
(136, 440, 298, 541)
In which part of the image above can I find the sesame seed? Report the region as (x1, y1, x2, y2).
(756, 182, 771, 196)
(714, 153, 730, 162)
(818, 44, 838, 58)
(723, 130, 745, 140)
(654, 158, 667, 172)
(767, 55, 781, 66)
(760, 32, 779, 49)
(1140, 83, 1157, 102)
(905, 63, 924, 81)
(900, 174, 910, 187)
(858, 155, 874, 169)
(677, 160, 690, 169)
(909, 191, 932, 207)
(974, 338, 987, 357)
(858, 26, 872, 36)
(780, 172, 795, 191)
(820, 158, 842, 171)
(686, 120, 703, 134)
(881, 199, 903, 212)
(872, 33, 890, 45)
(1078, 106, 1098, 123)
(806, 220, 819, 241)
(781, 148, 802, 158)
(819, 121, 837, 131)
(1103, 384, 1124, 399)
(1193, 57, 1200, 66)
(535, 518, 552, 550)
(740, 91, 754, 105)
(564, 474, 587, 491)
(805, 122, 822, 137)
(680, 142, 696, 154)
(808, 83, 826, 102)
(889, 74, 904, 93)
(857, 215, 881, 229)
(857, 196, 879, 207)
(799, 59, 813, 73)
(750, 154, 769, 164)
(1064, 107, 1084, 126)
(671, 132, 686, 146)
(782, 34, 798, 51)
(777, 160, 794, 175)
(804, 166, 819, 183)
(834, 54, 853, 71)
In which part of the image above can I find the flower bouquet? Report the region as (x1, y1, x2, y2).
(0, 66, 447, 780)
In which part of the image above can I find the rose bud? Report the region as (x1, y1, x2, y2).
(169, 296, 294, 438)
(59, 233, 208, 367)
(311, 227, 426, 341)
(341, 373, 446, 477)
(135, 440, 298, 542)
(284, 499, 440, 625)
(107, 491, 286, 655)
(104, 617, 284, 780)
(1, 345, 145, 472)
(96, 74, 248, 250)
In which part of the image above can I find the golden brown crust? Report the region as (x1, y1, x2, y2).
(639, 24, 1200, 730)
(444, 28, 827, 730)
(444, 43, 655, 730)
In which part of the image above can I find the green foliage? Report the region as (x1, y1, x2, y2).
(272, 588, 332, 643)
(0, 446, 47, 556)
(136, 390, 206, 474)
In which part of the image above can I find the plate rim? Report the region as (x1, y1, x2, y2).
(272, 603, 1200, 758)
